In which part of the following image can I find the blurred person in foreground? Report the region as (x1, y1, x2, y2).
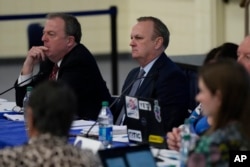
(166, 42, 238, 151)
(237, 35, 250, 73)
(0, 81, 100, 167)
(113, 16, 189, 133)
(15, 13, 112, 121)
(187, 59, 250, 166)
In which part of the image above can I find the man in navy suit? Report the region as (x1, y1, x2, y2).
(114, 16, 189, 133)
(15, 13, 112, 120)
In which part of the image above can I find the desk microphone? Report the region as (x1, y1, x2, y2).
(0, 72, 45, 96)
(84, 73, 158, 138)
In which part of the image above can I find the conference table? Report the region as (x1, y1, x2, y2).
(0, 99, 180, 167)
(0, 112, 81, 149)
(0, 101, 127, 149)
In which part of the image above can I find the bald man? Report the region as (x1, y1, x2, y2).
(237, 35, 250, 73)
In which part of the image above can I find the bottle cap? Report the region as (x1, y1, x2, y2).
(182, 134, 191, 140)
(184, 118, 191, 124)
(102, 101, 109, 107)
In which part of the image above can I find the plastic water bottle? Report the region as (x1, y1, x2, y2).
(179, 118, 192, 167)
(22, 86, 33, 114)
(98, 101, 113, 148)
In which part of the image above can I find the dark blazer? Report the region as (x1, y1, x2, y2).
(15, 44, 112, 120)
(114, 53, 190, 133)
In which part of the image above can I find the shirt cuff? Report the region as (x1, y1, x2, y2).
(17, 73, 32, 87)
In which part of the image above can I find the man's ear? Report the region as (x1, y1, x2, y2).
(154, 37, 163, 50)
(67, 36, 75, 47)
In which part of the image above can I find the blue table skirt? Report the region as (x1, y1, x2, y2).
(0, 112, 28, 149)
(0, 112, 128, 149)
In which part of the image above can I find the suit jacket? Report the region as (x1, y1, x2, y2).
(114, 53, 190, 133)
(15, 44, 112, 120)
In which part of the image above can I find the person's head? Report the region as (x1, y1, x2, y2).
(237, 35, 250, 74)
(26, 81, 77, 138)
(203, 42, 238, 65)
(42, 13, 82, 63)
(196, 60, 250, 132)
(130, 16, 170, 67)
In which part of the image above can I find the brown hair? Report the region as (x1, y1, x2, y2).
(199, 59, 250, 138)
(203, 42, 238, 65)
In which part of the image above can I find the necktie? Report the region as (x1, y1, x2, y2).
(115, 69, 145, 125)
(49, 64, 59, 80)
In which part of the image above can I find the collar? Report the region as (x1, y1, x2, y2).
(142, 56, 160, 76)
(56, 59, 62, 68)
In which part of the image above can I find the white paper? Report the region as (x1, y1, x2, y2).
(71, 120, 96, 127)
(80, 125, 127, 136)
(113, 134, 129, 143)
(0, 102, 17, 112)
(3, 113, 24, 121)
(0, 98, 7, 102)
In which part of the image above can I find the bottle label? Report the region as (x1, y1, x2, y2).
(99, 126, 113, 142)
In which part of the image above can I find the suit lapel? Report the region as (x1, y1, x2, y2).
(122, 67, 140, 94)
(136, 53, 166, 96)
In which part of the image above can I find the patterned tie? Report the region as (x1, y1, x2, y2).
(49, 64, 59, 80)
(115, 69, 145, 125)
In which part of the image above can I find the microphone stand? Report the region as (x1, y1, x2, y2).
(84, 74, 157, 138)
(0, 73, 43, 96)
(109, 74, 156, 108)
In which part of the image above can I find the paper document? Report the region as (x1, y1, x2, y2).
(80, 125, 127, 136)
(71, 120, 96, 130)
(0, 98, 7, 102)
(113, 134, 129, 143)
(0, 102, 17, 112)
(3, 113, 24, 121)
(71, 120, 96, 127)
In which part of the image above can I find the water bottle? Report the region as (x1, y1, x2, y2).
(22, 86, 33, 114)
(179, 118, 192, 167)
(98, 101, 113, 148)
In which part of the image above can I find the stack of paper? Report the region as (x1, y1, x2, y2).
(0, 101, 17, 112)
(71, 120, 96, 130)
(80, 124, 127, 136)
(3, 113, 24, 121)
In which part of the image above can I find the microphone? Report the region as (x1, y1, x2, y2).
(84, 73, 157, 138)
(0, 72, 44, 96)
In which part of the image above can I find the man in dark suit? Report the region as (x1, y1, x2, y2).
(15, 13, 112, 120)
(114, 16, 189, 133)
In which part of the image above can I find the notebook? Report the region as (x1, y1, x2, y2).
(98, 144, 158, 167)
(124, 96, 166, 148)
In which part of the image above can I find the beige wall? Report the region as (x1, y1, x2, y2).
(0, 0, 246, 58)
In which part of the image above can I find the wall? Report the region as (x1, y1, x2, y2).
(0, 0, 246, 58)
